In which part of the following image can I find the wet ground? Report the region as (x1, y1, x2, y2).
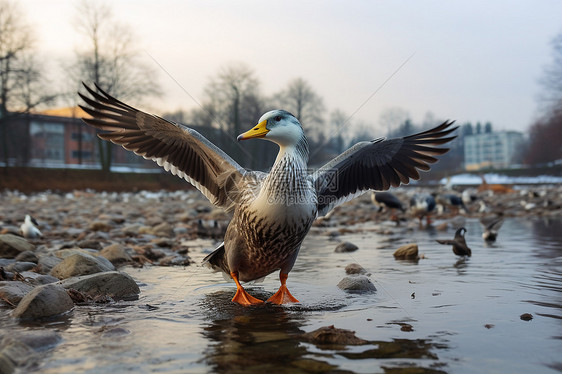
(2, 209, 560, 373)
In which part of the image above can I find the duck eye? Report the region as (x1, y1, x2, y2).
(274, 116, 282, 122)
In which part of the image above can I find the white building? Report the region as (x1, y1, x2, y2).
(464, 131, 524, 171)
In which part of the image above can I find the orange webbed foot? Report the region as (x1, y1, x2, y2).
(230, 271, 264, 306)
(266, 284, 299, 304)
(232, 288, 264, 306)
(266, 272, 299, 304)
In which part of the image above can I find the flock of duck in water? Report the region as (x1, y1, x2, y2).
(371, 188, 505, 258)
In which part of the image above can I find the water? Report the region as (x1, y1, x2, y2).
(3, 217, 561, 373)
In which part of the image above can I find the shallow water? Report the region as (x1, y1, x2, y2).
(3, 217, 562, 373)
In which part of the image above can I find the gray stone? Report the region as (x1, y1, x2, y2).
(345, 263, 367, 275)
(50, 253, 115, 280)
(19, 272, 59, 286)
(37, 256, 63, 274)
(14, 251, 38, 263)
(0, 235, 35, 259)
(337, 275, 376, 293)
(6, 262, 36, 273)
(60, 271, 140, 300)
(12, 284, 74, 319)
(0, 341, 35, 372)
(2, 330, 61, 352)
(100, 243, 132, 265)
(334, 241, 359, 253)
(0, 281, 34, 306)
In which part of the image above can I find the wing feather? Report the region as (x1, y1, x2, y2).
(78, 83, 246, 211)
(313, 121, 457, 216)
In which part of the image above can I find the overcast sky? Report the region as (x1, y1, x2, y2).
(19, 0, 562, 134)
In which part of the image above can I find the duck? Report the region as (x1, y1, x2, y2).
(436, 193, 468, 214)
(410, 193, 436, 226)
(371, 191, 405, 223)
(436, 227, 471, 256)
(79, 83, 456, 306)
(480, 216, 504, 243)
(20, 215, 42, 239)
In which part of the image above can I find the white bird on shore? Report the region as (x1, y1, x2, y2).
(20, 215, 42, 239)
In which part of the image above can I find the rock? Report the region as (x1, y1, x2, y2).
(152, 222, 174, 237)
(0, 234, 35, 259)
(76, 239, 102, 250)
(12, 284, 74, 319)
(300, 325, 369, 345)
(345, 263, 367, 275)
(37, 256, 63, 274)
(0, 281, 34, 306)
(393, 243, 419, 260)
(3, 330, 62, 352)
(89, 221, 112, 232)
(122, 224, 141, 236)
(334, 241, 359, 253)
(100, 243, 133, 265)
(50, 253, 115, 280)
(0, 341, 35, 372)
(14, 251, 38, 263)
(337, 275, 376, 293)
(19, 272, 59, 286)
(60, 271, 140, 301)
(520, 313, 533, 321)
(5, 262, 36, 273)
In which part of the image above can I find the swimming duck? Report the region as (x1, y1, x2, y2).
(436, 227, 471, 256)
(79, 83, 456, 305)
(20, 215, 42, 239)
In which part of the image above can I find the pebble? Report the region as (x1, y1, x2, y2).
(60, 271, 140, 301)
(12, 284, 74, 319)
(300, 325, 369, 345)
(0, 234, 35, 259)
(0, 281, 34, 306)
(393, 243, 419, 260)
(5, 261, 36, 273)
(337, 275, 376, 293)
(50, 253, 115, 280)
(334, 241, 359, 253)
(345, 263, 368, 275)
(100, 243, 133, 265)
(14, 251, 38, 263)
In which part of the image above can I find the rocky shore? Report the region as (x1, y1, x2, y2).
(0, 184, 560, 372)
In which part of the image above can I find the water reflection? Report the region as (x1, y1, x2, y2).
(199, 290, 317, 374)
(199, 290, 449, 373)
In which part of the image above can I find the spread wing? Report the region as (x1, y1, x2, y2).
(313, 121, 457, 217)
(78, 83, 246, 212)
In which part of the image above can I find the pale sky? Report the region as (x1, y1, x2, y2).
(19, 0, 562, 134)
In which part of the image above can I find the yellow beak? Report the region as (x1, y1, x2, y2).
(237, 120, 269, 141)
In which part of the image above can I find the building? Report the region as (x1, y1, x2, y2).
(464, 131, 524, 171)
(0, 107, 161, 170)
(1, 106, 282, 171)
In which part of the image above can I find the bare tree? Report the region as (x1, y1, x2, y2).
(378, 107, 410, 137)
(539, 31, 562, 110)
(274, 77, 325, 139)
(192, 62, 269, 167)
(70, 0, 161, 172)
(0, 0, 54, 168)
